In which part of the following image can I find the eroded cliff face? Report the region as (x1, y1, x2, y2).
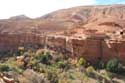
(0, 5, 125, 63)
(43, 35, 125, 64)
(0, 34, 42, 51)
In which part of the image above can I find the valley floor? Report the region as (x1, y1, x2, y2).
(0, 48, 125, 83)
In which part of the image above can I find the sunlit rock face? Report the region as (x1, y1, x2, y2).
(0, 4, 125, 63)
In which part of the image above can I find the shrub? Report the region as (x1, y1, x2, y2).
(86, 66, 95, 77)
(57, 61, 65, 69)
(35, 49, 44, 57)
(0, 61, 24, 73)
(12, 67, 24, 74)
(95, 60, 105, 69)
(105, 71, 113, 80)
(0, 64, 10, 72)
(77, 57, 86, 67)
(38, 55, 48, 64)
(106, 58, 123, 73)
(40, 55, 51, 65)
(45, 69, 58, 83)
(36, 51, 52, 65)
(18, 46, 25, 55)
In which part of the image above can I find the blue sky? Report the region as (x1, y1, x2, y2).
(0, 0, 124, 19)
(96, 0, 125, 5)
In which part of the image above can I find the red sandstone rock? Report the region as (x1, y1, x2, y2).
(0, 4, 125, 63)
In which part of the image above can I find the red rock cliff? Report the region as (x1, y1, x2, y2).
(0, 5, 125, 63)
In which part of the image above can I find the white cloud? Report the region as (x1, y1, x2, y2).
(0, 0, 96, 19)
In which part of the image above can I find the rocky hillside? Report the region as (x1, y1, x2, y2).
(0, 4, 125, 63)
(0, 4, 125, 34)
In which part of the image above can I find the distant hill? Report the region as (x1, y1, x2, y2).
(0, 4, 125, 35)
